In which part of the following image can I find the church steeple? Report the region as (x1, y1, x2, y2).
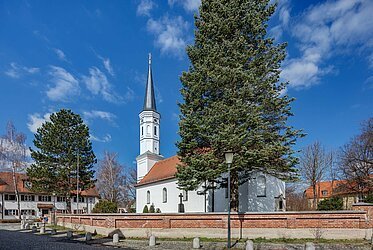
(143, 53, 157, 111)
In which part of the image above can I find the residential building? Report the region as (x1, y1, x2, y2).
(0, 171, 99, 219)
(135, 54, 286, 213)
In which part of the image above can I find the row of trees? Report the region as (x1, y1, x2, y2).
(1, 109, 136, 217)
(298, 118, 372, 209)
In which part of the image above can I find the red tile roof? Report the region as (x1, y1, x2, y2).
(304, 179, 357, 199)
(0, 171, 99, 197)
(137, 155, 181, 186)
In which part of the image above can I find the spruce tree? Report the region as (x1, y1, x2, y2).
(176, 0, 303, 211)
(27, 109, 96, 213)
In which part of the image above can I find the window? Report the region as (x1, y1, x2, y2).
(154, 126, 157, 136)
(321, 190, 328, 196)
(88, 197, 94, 203)
(23, 181, 32, 189)
(163, 188, 167, 203)
(73, 196, 85, 203)
(21, 209, 35, 215)
(4, 194, 16, 201)
(146, 125, 150, 135)
(147, 190, 150, 204)
(5, 209, 18, 216)
(38, 195, 51, 202)
(257, 176, 266, 197)
(21, 195, 35, 201)
(154, 118, 158, 123)
(141, 126, 144, 136)
(57, 196, 66, 202)
(182, 190, 188, 201)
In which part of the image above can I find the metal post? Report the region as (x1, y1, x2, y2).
(53, 193, 56, 225)
(227, 162, 231, 249)
(76, 151, 79, 214)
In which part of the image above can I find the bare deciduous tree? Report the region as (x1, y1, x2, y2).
(339, 118, 373, 198)
(0, 121, 28, 219)
(96, 152, 136, 211)
(299, 142, 329, 209)
(285, 185, 308, 211)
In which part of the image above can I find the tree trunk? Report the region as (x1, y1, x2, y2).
(312, 183, 317, 210)
(12, 164, 21, 219)
(231, 170, 239, 212)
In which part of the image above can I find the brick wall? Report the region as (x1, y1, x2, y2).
(57, 210, 371, 230)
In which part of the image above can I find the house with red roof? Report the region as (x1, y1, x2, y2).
(135, 55, 286, 213)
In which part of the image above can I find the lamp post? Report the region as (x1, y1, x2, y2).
(224, 151, 234, 249)
(52, 192, 56, 225)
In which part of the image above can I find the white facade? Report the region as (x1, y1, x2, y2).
(139, 111, 160, 155)
(136, 173, 285, 213)
(0, 193, 99, 220)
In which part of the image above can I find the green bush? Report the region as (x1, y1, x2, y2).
(156, 208, 161, 213)
(92, 200, 118, 213)
(142, 205, 149, 213)
(364, 194, 373, 203)
(317, 197, 343, 211)
(149, 204, 155, 213)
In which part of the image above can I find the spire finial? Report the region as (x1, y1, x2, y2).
(148, 53, 152, 65)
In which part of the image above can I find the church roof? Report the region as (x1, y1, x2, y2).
(136, 155, 181, 186)
(143, 53, 157, 111)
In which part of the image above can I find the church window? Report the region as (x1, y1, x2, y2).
(154, 126, 157, 136)
(182, 190, 188, 201)
(141, 126, 144, 136)
(257, 175, 266, 197)
(147, 191, 150, 204)
(146, 125, 150, 135)
(163, 188, 167, 203)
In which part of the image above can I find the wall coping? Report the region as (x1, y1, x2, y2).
(57, 210, 367, 217)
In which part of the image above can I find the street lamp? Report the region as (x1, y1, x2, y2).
(224, 151, 234, 249)
(52, 192, 56, 225)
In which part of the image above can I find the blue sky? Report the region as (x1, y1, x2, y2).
(0, 0, 372, 173)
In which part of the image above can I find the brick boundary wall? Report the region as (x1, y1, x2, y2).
(57, 210, 372, 230)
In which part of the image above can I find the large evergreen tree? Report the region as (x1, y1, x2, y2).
(176, 0, 303, 211)
(27, 109, 96, 213)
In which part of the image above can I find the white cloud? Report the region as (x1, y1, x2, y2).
(82, 67, 122, 103)
(102, 57, 114, 76)
(27, 113, 51, 134)
(168, 0, 200, 12)
(147, 16, 189, 56)
(124, 87, 135, 103)
(137, 0, 155, 16)
(53, 48, 67, 62)
(279, 0, 373, 88)
(90, 133, 112, 143)
(46, 66, 80, 102)
(4, 62, 39, 79)
(83, 110, 116, 124)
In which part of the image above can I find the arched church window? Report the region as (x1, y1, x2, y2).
(147, 191, 150, 204)
(182, 190, 188, 201)
(257, 175, 266, 197)
(146, 125, 150, 135)
(141, 126, 144, 136)
(154, 126, 157, 136)
(163, 188, 167, 203)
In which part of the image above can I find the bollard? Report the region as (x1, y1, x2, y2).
(40, 227, 45, 234)
(67, 230, 73, 239)
(113, 233, 119, 244)
(85, 232, 92, 241)
(192, 237, 200, 249)
(305, 242, 315, 250)
(50, 229, 57, 235)
(32, 226, 37, 233)
(245, 240, 254, 250)
(149, 235, 156, 246)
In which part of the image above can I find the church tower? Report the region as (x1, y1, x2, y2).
(136, 54, 164, 182)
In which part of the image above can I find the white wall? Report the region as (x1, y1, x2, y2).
(136, 179, 206, 213)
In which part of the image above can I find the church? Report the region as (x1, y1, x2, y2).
(135, 55, 286, 213)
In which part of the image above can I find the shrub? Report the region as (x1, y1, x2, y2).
(317, 197, 343, 211)
(364, 194, 373, 203)
(149, 204, 155, 213)
(142, 205, 149, 213)
(156, 208, 161, 213)
(92, 200, 118, 213)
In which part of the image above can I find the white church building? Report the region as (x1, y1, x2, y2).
(135, 55, 286, 213)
